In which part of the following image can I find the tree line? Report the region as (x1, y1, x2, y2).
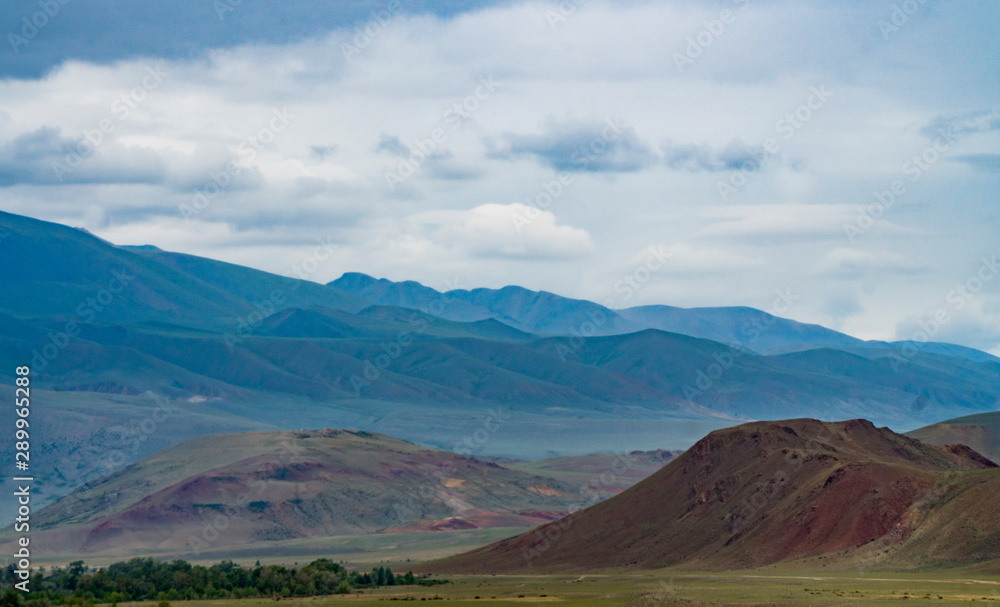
(0, 557, 446, 606)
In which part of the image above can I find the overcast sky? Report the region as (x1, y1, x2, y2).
(1, 0, 998, 353)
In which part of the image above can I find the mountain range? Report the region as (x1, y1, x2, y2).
(2, 210, 1000, 522)
(17, 429, 676, 560)
(20, 412, 1000, 568)
(330, 272, 998, 361)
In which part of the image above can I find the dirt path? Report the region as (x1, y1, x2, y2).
(738, 574, 1000, 585)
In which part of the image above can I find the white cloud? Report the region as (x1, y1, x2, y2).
(407, 203, 594, 260)
(642, 242, 764, 275)
(696, 204, 857, 241)
(812, 248, 925, 280)
(0, 0, 997, 353)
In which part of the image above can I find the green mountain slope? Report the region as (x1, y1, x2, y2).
(0, 211, 367, 330)
(3, 210, 1000, 523)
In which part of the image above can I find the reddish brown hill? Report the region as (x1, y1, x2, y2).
(425, 419, 997, 573)
(27, 429, 588, 556)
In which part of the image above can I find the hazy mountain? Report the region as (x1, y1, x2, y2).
(3, 210, 1000, 521)
(330, 272, 643, 335)
(8, 312, 999, 428)
(23, 429, 670, 558)
(333, 272, 999, 363)
(908, 411, 1000, 463)
(426, 419, 999, 573)
(617, 304, 862, 352)
(0, 210, 368, 330)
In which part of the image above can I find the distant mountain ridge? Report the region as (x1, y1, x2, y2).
(19, 429, 676, 559)
(330, 272, 998, 363)
(3, 210, 1000, 523)
(0, 211, 368, 330)
(330, 272, 642, 336)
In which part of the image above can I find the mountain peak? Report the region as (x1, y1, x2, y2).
(331, 271, 381, 288)
(426, 418, 998, 574)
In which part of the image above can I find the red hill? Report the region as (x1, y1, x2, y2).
(425, 419, 998, 573)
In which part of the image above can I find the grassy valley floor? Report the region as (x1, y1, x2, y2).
(86, 571, 1000, 606)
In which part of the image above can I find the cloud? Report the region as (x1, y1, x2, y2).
(922, 109, 1000, 139)
(378, 135, 483, 181)
(633, 242, 764, 276)
(952, 154, 1000, 173)
(408, 203, 593, 260)
(489, 117, 658, 173)
(696, 205, 861, 243)
(823, 294, 865, 328)
(0, 127, 166, 186)
(423, 151, 484, 181)
(309, 144, 338, 160)
(375, 134, 409, 156)
(0, 0, 516, 79)
(2, 0, 998, 355)
(812, 248, 925, 280)
(661, 139, 767, 173)
(895, 313, 1000, 353)
(0, 127, 273, 193)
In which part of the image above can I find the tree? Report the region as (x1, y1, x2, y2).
(0, 588, 22, 607)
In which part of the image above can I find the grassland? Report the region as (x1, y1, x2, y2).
(110, 571, 1000, 606)
(26, 527, 537, 570)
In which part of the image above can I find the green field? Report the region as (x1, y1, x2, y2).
(105, 572, 1000, 606)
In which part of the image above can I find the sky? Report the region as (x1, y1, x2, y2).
(1, 0, 999, 353)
